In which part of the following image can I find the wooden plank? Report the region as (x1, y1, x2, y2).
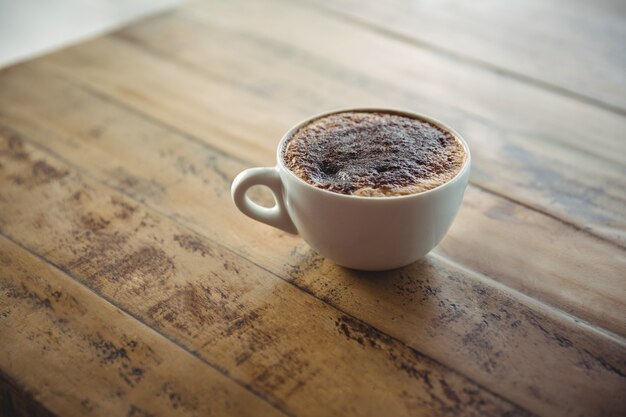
(180, 0, 626, 166)
(1, 63, 625, 417)
(300, 0, 626, 113)
(42, 5, 626, 247)
(13, 35, 626, 337)
(0, 118, 535, 417)
(0, 237, 285, 417)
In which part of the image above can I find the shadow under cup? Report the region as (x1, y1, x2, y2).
(232, 108, 471, 271)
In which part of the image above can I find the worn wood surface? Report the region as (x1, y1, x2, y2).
(0, 235, 282, 417)
(0, 0, 625, 416)
(301, 0, 626, 114)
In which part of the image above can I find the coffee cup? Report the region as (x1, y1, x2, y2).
(231, 108, 471, 270)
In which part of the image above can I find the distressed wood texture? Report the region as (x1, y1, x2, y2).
(0, 0, 625, 416)
(0, 237, 283, 417)
(31, 13, 626, 332)
(91, 2, 626, 244)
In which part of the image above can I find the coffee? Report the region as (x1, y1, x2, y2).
(283, 111, 466, 196)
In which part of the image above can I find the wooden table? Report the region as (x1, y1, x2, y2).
(1, 1, 625, 416)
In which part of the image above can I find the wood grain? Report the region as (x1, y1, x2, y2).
(300, 0, 626, 113)
(0, 239, 285, 417)
(0, 121, 537, 417)
(10, 35, 625, 336)
(182, 0, 626, 164)
(0, 63, 624, 417)
(1, 1, 625, 416)
(53, 3, 626, 247)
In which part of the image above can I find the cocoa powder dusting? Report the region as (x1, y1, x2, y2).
(283, 111, 465, 196)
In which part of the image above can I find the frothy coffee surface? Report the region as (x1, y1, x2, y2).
(283, 111, 466, 196)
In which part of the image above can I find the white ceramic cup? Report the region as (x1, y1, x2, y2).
(231, 108, 471, 271)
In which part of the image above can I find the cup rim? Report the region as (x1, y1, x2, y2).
(276, 107, 472, 201)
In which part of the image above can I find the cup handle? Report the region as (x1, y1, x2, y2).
(231, 167, 298, 234)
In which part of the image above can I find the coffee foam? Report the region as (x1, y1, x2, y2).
(283, 111, 466, 196)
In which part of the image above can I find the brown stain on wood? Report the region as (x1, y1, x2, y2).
(3, 281, 54, 311)
(80, 213, 111, 232)
(58, 192, 175, 297)
(31, 160, 69, 183)
(108, 166, 166, 202)
(146, 279, 269, 355)
(173, 233, 214, 257)
(157, 382, 199, 414)
(126, 405, 155, 417)
(251, 348, 315, 398)
(0, 127, 69, 188)
(111, 197, 138, 220)
(70, 242, 176, 296)
(0, 126, 30, 161)
(87, 335, 145, 388)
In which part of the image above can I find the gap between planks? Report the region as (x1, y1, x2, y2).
(432, 251, 626, 347)
(5, 84, 625, 349)
(0, 131, 538, 417)
(47, 37, 626, 259)
(5, 41, 626, 337)
(108, 27, 626, 246)
(18, 61, 626, 343)
(39, 13, 621, 247)
(2, 65, 624, 414)
(0, 230, 295, 417)
(161, 9, 626, 167)
(1, 6, 620, 416)
(51, 31, 626, 254)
